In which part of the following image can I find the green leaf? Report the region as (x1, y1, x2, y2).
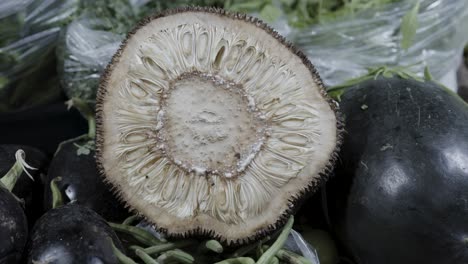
(260, 4, 282, 22)
(400, 1, 420, 50)
(227, 1, 264, 12)
(424, 66, 433, 81)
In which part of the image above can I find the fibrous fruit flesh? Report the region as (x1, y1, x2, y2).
(97, 7, 340, 244)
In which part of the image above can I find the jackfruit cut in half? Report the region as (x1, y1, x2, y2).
(96, 7, 341, 245)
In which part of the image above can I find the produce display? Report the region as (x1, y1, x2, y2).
(0, 0, 468, 264)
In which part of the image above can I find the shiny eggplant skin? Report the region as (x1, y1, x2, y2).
(327, 77, 468, 264)
(0, 145, 49, 226)
(27, 204, 123, 264)
(43, 140, 128, 221)
(0, 187, 28, 264)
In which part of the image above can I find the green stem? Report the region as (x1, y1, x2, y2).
(269, 257, 279, 264)
(137, 240, 196, 255)
(0, 149, 36, 192)
(261, 246, 312, 264)
(275, 249, 312, 264)
(55, 134, 88, 156)
(200, 240, 223, 254)
(66, 98, 96, 139)
(135, 248, 161, 264)
(157, 249, 194, 264)
(109, 222, 162, 246)
(51, 177, 64, 209)
(215, 257, 255, 264)
(230, 236, 271, 258)
(111, 240, 137, 264)
(256, 216, 294, 264)
(122, 215, 139, 225)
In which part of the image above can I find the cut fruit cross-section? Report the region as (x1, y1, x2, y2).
(96, 7, 341, 245)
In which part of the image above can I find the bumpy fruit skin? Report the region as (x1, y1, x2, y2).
(27, 204, 123, 264)
(0, 187, 28, 264)
(43, 140, 128, 221)
(328, 77, 468, 264)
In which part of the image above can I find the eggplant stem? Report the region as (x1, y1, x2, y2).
(109, 222, 162, 246)
(54, 134, 88, 156)
(1, 149, 36, 191)
(256, 216, 294, 264)
(65, 98, 96, 139)
(51, 177, 64, 209)
(135, 248, 161, 264)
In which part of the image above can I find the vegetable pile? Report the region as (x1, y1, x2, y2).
(1, 0, 468, 264)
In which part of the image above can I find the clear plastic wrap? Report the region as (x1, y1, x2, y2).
(0, 0, 78, 111)
(58, 17, 125, 101)
(285, 230, 321, 264)
(58, 0, 224, 101)
(59, 0, 468, 102)
(278, 0, 468, 89)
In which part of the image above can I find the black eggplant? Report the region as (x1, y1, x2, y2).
(43, 99, 128, 221)
(43, 139, 128, 221)
(0, 186, 28, 264)
(27, 204, 124, 264)
(0, 145, 48, 226)
(327, 76, 468, 264)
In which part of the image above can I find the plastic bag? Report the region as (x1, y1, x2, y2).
(58, 17, 125, 101)
(285, 230, 321, 264)
(280, 0, 468, 89)
(0, 0, 78, 112)
(58, 0, 145, 102)
(58, 0, 226, 102)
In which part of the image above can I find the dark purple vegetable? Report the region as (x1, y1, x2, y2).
(327, 76, 468, 264)
(0, 187, 28, 264)
(43, 98, 128, 221)
(0, 145, 49, 226)
(43, 139, 129, 221)
(27, 204, 124, 264)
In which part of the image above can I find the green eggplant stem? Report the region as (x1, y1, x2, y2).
(1, 149, 36, 192)
(51, 177, 64, 209)
(256, 216, 294, 264)
(135, 248, 161, 264)
(111, 240, 137, 264)
(66, 98, 96, 139)
(215, 257, 256, 264)
(109, 222, 162, 246)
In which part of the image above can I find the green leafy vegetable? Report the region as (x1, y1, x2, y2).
(400, 1, 420, 50)
(260, 4, 282, 22)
